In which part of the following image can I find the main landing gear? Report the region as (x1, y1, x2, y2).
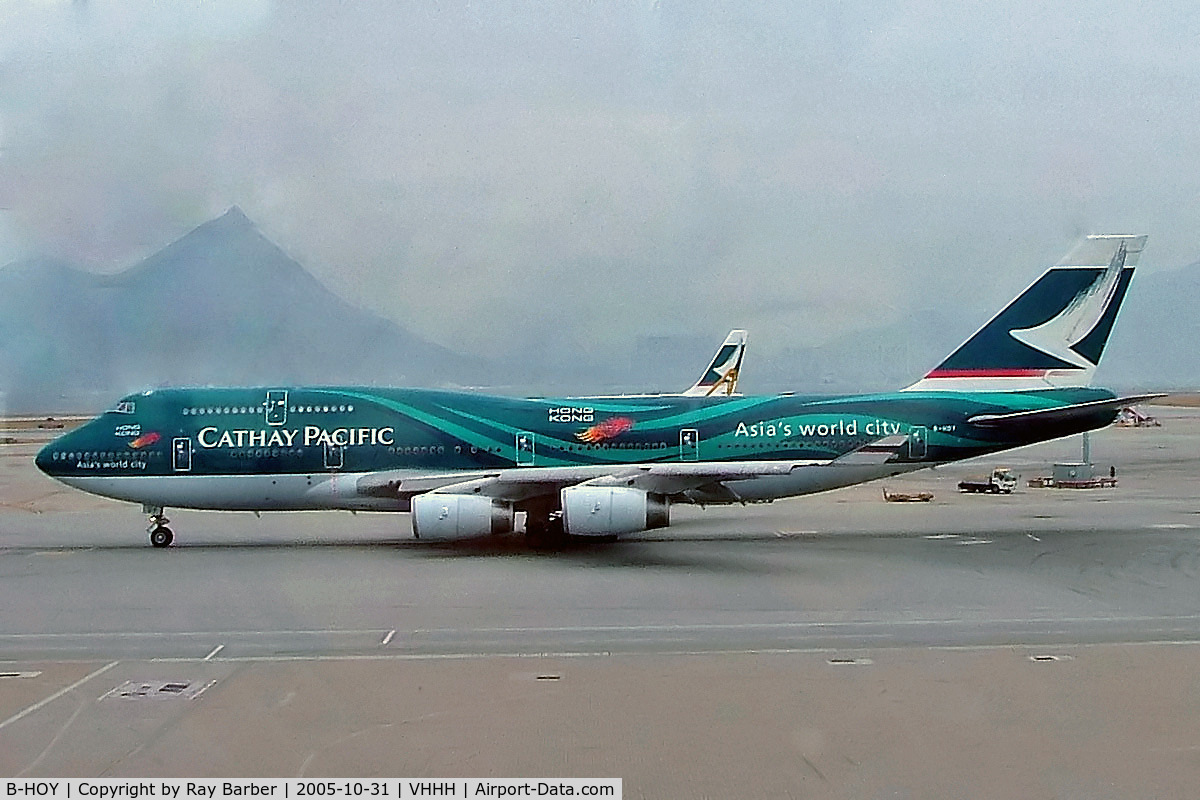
(145, 505, 174, 548)
(524, 506, 565, 545)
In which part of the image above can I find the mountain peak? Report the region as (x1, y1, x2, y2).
(208, 205, 255, 232)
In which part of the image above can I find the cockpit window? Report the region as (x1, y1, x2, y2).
(111, 400, 136, 414)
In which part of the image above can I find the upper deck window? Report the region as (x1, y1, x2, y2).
(111, 401, 136, 414)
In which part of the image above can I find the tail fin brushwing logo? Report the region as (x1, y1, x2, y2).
(683, 330, 747, 397)
(1008, 242, 1127, 369)
(700, 344, 739, 387)
(904, 234, 1144, 391)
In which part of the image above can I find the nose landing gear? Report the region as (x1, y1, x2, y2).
(145, 506, 174, 548)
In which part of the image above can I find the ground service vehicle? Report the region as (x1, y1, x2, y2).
(958, 468, 1017, 494)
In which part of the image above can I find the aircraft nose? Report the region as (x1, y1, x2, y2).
(35, 440, 56, 476)
(35, 427, 76, 477)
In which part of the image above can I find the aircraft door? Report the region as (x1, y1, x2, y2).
(680, 428, 700, 461)
(266, 390, 288, 426)
(324, 441, 344, 470)
(515, 432, 535, 466)
(908, 426, 927, 460)
(172, 437, 192, 472)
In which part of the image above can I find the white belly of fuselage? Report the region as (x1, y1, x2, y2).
(54, 472, 408, 512)
(54, 461, 931, 514)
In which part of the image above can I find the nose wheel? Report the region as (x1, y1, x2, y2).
(146, 507, 174, 548)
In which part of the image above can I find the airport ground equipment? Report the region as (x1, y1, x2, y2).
(958, 468, 1017, 494)
(883, 488, 934, 502)
(1116, 406, 1161, 427)
(1028, 462, 1118, 489)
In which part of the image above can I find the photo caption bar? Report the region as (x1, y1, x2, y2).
(3, 780, 621, 800)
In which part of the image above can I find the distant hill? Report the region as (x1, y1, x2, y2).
(3, 211, 1192, 413)
(0, 208, 487, 413)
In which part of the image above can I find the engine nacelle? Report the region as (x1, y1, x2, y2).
(560, 486, 669, 537)
(411, 493, 514, 539)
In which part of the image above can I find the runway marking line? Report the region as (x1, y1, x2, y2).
(0, 628, 390, 640)
(6, 615, 1200, 644)
(0, 661, 118, 731)
(134, 638, 1200, 664)
(403, 614, 1200, 635)
(14, 694, 87, 778)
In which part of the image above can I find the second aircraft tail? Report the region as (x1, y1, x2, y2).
(682, 330, 747, 396)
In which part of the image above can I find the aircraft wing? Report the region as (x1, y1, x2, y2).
(967, 394, 1166, 429)
(831, 434, 909, 465)
(563, 460, 822, 497)
(356, 460, 825, 505)
(356, 467, 605, 504)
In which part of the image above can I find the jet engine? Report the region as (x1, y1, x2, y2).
(411, 493, 514, 539)
(560, 486, 669, 537)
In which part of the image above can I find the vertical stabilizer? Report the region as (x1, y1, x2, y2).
(905, 235, 1146, 391)
(682, 330, 748, 396)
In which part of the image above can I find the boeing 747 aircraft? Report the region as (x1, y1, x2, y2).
(37, 235, 1153, 547)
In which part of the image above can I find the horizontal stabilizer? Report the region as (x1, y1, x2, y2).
(967, 394, 1166, 429)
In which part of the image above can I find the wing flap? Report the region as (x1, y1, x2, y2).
(579, 460, 819, 496)
(831, 434, 909, 465)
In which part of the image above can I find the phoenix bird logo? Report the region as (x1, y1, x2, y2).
(576, 417, 635, 443)
(128, 432, 161, 449)
(1009, 243, 1127, 369)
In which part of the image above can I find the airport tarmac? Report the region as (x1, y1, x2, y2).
(1, 405, 1199, 797)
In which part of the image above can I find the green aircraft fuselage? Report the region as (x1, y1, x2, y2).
(38, 384, 1117, 483)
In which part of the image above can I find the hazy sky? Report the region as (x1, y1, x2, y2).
(2, 1, 1198, 363)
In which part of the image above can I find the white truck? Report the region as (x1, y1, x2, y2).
(958, 467, 1016, 494)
